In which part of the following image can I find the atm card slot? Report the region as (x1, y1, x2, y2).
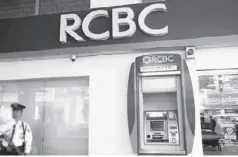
(153, 133, 161, 135)
(152, 136, 163, 139)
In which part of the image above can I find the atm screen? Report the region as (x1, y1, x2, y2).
(150, 121, 164, 131)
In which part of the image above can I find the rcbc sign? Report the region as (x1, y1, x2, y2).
(136, 54, 181, 73)
(142, 55, 174, 65)
(59, 3, 168, 43)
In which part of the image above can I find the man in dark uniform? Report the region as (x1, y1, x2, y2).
(0, 103, 32, 155)
(209, 116, 216, 133)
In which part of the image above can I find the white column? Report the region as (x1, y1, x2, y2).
(35, 0, 40, 15)
(185, 58, 203, 156)
(88, 56, 136, 155)
(90, 0, 141, 8)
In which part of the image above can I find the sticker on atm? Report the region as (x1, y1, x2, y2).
(140, 64, 177, 72)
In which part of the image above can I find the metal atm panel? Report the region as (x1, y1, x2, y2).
(127, 53, 196, 155)
(138, 75, 185, 154)
(132, 54, 186, 155)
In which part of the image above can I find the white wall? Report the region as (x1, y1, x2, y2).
(196, 46, 238, 70)
(0, 50, 182, 155)
(90, 0, 141, 8)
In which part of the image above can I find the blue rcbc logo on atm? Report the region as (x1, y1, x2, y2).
(136, 53, 181, 73)
(142, 56, 152, 65)
(142, 55, 174, 65)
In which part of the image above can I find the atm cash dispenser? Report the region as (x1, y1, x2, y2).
(145, 111, 179, 145)
(127, 53, 196, 155)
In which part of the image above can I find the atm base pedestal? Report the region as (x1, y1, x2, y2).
(139, 149, 186, 155)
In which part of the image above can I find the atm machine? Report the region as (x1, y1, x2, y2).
(127, 53, 196, 155)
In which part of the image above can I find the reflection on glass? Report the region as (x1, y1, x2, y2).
(42, 79, 89, 155)
(0, 77, 89, 155)
(199, 74, 238, 155)
(34, 105, 40, 120)
(0, 105, 13, 122)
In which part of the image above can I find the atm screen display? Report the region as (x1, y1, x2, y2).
(150, 121, 164, 131)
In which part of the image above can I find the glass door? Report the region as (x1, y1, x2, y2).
(0, 80, 44, 155)
(42, 78, 89, 155)
(0, 77, 89, 155)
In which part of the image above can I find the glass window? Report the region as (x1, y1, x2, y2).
(0, 77, 89, 155)
(199, 74, 238, 155)
(42, 78, 89, 155)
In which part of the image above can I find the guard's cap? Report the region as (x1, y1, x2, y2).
(11, 103, 26, 110)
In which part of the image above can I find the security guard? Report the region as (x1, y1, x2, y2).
(0, 103, 33, 155)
